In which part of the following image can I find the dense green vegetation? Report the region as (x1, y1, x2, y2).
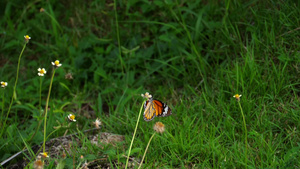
(0, 0, 299, 168)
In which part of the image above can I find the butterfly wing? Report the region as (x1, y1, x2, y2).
(153, 100, 172, 117)
(143, 99, 172, 121)
(143, 99, 156, 121)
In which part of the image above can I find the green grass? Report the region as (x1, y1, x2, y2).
(0, 0, 300, 168)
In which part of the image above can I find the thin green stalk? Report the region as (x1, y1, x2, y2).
(125, 100, 145, 169)
(0, 90, 5, 126)
(238, 101, 247, 168)
(138, 132, 156, 169)
(30, 126, 61, 164)
(46, 126, 60, 141)
(43, 68, 56, 153)
(39, 77, 42, 116)
(0, 42, 27, 138)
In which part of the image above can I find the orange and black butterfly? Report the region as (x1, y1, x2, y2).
(143, 98, 172, 121)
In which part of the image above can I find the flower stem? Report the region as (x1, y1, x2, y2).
(125, 100, 145, 169)
(39, 77, 42, 116)
(43, 68, 56, 153)
(138, 132, 156, 169)
(0, 90, 5, 126)
(0, 42, 26, 138)
(238, 101, 247, 168)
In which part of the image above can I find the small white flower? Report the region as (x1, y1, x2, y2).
(1, 81, 8, 88)
(40, 152, 49, 158)
(93, 118, 102, 129)
(68, 114, 76, 122)
(233, 94, 242, 101)
(24, 35, 31, 43)
(52, 60, 62, 67)
(37, 68, 47, 76)
(141, 92, 152, 100)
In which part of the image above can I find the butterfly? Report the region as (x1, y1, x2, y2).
(143, 98, 172, 121)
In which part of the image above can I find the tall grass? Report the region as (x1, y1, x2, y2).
(0, 39, 28, 139)
(0, 0, 299, 168)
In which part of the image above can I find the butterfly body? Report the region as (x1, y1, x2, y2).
(143, 98, 172, 121)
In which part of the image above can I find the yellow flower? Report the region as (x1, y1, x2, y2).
(40, 152, 49, 158)
(68, 114, 76, 122)
(40, 8, 45, 12)
(93, 118, 102, 129)
(37, 68, 47, 76)
(141, 92, 152, 100)
(1, 81, 7, 88)
(51, 60, 62, 68)
(153, 122, 165, 134)
(233, 94, 242, 101)
(24, 35, 31, 42)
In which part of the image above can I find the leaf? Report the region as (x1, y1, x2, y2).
(94, 67, 107, 80)
(125, 148, 142, 156)
(85, 154, 96, 160)
(154, 0, 164, 7)
(56, 159, 65, 169)
(159, 34, 171, 43)
(59, 82, 71, 93)
(121, 46, 140, 54)
(104, 149, 117, 159)
(2, 40, 19, 50)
